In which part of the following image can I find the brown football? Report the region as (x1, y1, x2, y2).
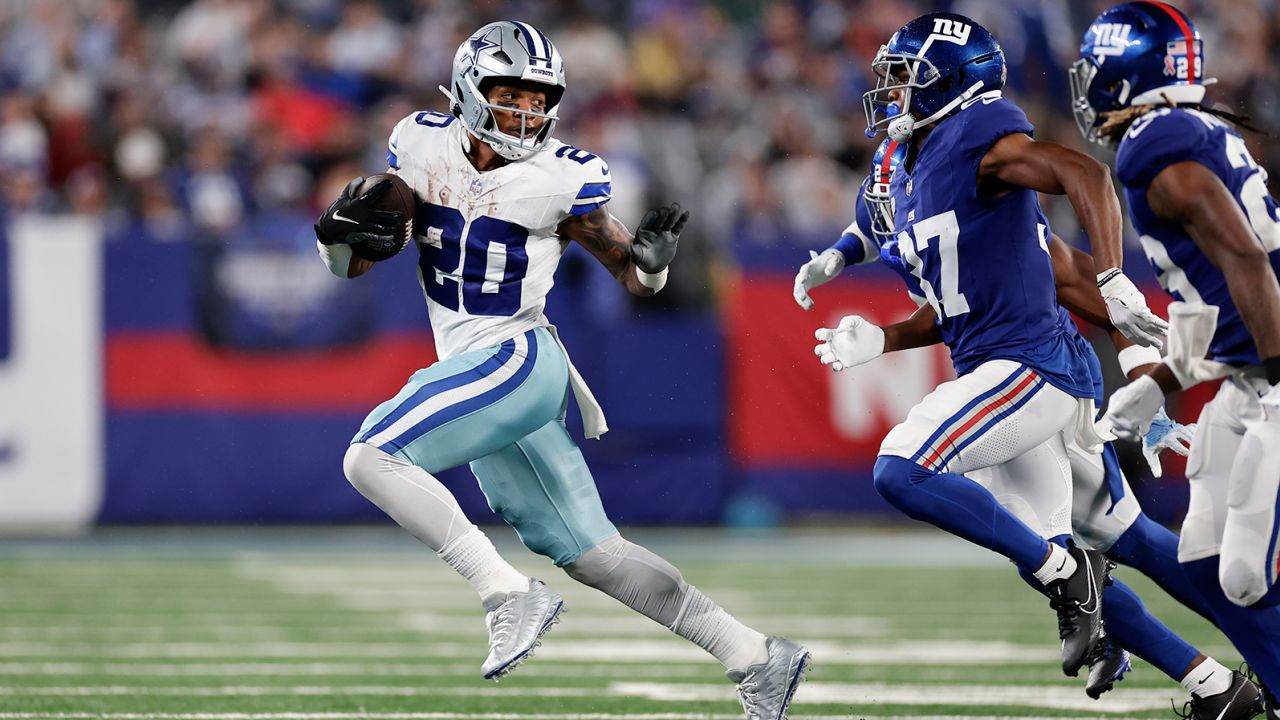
(350, 173, 417, 262)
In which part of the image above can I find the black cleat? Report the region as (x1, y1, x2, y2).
(1046, 545, 1109, 677)
(1175, 671, 1264, 720)
(1244, 666, 1278, 720)
(1084, 634, 1131, 699)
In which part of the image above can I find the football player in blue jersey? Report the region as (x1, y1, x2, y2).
(798, 139, 1264, 718)
(1074, 2, 1280, 716)
(807, 11, 1170, 680)
(314, 21, 808, 718)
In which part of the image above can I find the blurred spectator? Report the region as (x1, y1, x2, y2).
(0, 0, 1275, 305)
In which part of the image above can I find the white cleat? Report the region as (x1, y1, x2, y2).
(727, 636, 811, 720)
(480, 578, 564, 681)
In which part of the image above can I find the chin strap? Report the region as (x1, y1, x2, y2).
(888, 81, 986, 142)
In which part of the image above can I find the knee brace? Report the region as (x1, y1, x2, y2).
(563, 534, 688, 626)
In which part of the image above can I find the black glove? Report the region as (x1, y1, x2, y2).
(631, 203, 689, 273)
(314, 177, 404, 256)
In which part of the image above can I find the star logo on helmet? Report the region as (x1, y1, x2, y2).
(467, 27, 501, 68)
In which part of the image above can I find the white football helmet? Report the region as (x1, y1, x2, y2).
(442, 21, 566, 162)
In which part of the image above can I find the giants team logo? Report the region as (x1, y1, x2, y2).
(1163, 38, 1201, 80)
(929, 18, 971, 45)
(1090, 23, 1132, 58)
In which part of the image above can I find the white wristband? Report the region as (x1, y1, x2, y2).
(1117, 345, 1162, 376)
(317, 239, 353, 279)
(636, 265, 668, 292)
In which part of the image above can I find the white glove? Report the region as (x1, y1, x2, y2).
(1098, 268, 1169, 348)
(1098, 374, 1165, 443)
(1142, 406, 1195, 477)
(814, 315, 885, 372)
(793, 249, 846, 310)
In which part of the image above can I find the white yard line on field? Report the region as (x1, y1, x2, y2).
(397, 612, 887, 638)
(611, 681, 1180, 714)
(0, 686, 597, 697)
(0, 707, 742, 712)
(0, 639, 1058, 664)
(0, 661, 717, 678)
(0, 710, 1162, 720)
(0, 681, 1182, 713)
(0, 714, 1160, 720)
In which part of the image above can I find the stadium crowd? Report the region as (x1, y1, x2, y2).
(1, 0, 1277, 305)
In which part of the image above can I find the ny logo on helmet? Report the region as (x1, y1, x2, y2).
(930, 18, 971, 45)
(1090, 23, 1132, 59)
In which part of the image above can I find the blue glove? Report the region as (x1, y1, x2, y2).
(1142, 406, 1195, 478)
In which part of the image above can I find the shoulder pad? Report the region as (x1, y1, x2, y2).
(1115, 107, 1215, 188)
(552, 143, 612, 216)
(954, 95, 1034, 161)
(388, 111, 457, 170)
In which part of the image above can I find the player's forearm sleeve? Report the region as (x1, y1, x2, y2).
(832, 222, 877, 266)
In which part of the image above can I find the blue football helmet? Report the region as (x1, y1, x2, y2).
(863, 138, 908, 252)
(863, 12, 1007, 142)
(1071, 2, 1207, 148)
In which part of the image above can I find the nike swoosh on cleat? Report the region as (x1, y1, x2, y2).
(1079, 558, 1101, 614)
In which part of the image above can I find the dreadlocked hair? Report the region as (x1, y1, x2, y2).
(1096, 105, 1159, 144)
(1199, 105, 1269, 137)
(1097, 93, 1270, 144)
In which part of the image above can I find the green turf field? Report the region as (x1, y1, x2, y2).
(0, 526, 1236, 719)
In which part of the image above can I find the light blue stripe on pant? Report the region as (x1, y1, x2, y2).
(351, 327, 616, 565)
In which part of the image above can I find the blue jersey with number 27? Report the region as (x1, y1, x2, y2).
(885, 93, 1094, 398)
(1116, 107, 1280, 366)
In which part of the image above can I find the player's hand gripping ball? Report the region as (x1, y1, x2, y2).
(315, 174, 416, 262)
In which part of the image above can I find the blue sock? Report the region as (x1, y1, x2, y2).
(1184, 556, 1280, 692)
(1108, 513, 1214, 621)
(873, 455, 1050, 570)
(1098, 578, 1200, 682)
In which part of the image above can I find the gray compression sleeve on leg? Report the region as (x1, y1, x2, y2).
(344, 442, 472, 551)
(564, 533, 768, 672)
(343, 442, 527, 605)
(564, 533, 687, 625)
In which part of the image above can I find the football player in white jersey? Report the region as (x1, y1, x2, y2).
(312, 21, 808, 719)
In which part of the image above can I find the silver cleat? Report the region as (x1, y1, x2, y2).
(726, 636, 811, 720)
(481, 578, 564, 681)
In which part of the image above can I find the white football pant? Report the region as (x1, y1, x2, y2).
(1181, 374, 1280, 607)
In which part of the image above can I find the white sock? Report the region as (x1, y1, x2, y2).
(438, 527, 530, 610)
(669, 587, 768, 674)
(1032, 543, 1077, 586)
(1182, 658, 1232, 698)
